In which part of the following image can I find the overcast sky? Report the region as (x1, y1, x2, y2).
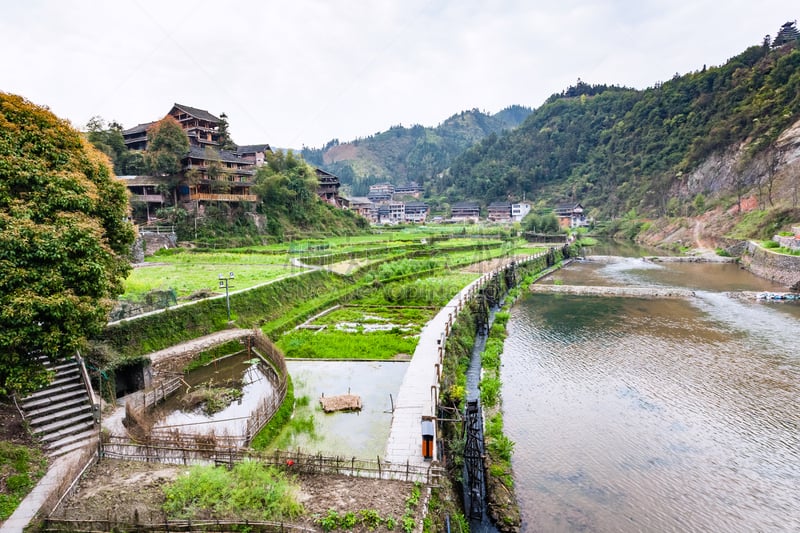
(1, 1, 797, 149)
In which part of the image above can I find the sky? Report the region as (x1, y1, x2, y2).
(1, 1, 797, 149)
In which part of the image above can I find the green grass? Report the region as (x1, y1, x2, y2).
(277, 329, 418, 360)
(162, 461, 303, 520)
(0, 441, 48, 520)
(123, 261, 294, 300)
(311, 306, 437, 328)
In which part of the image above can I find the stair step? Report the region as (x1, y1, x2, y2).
(29, 404, 92, 429)
(34, 412, 95, 436)
(47, 372, 81, 388)
(25, 396, 89, 419)
(22, 388, 88, 410)
(36, 356, 77, 371)
(46, 430, 99, 457)
(24, 381, 83, 401)
(39, 420, 95, 443)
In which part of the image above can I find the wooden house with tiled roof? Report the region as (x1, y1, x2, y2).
(314, 168, 342, 207)
(554, 202, 587, 228)
(168, 103, 221, 148)
(179, 146, 257, 205)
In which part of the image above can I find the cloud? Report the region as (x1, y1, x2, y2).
(1, 0, 796, 148)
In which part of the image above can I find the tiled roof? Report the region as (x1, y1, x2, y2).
(172, 103, 220, 124)
(236, 144, 272, 155)
(122, 121, 156, 136)
(187, 145, 249, 164)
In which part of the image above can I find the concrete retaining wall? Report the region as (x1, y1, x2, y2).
(741, 242, 800, 287)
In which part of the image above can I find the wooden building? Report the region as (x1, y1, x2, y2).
(315, 168, 342, 207)
(404, 201, 429, 223)
(487, 201, 512, 222)
(450, 201, 481, 222)
(178, 146, 257, 206)
(555, 202, 587, 228)
(167, 103, 221, 148)
(368, 183, 395, 202)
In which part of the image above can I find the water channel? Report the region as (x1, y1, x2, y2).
(502, 251, 800, 532)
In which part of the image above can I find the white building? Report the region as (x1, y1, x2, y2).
(511, 202, 531, 222)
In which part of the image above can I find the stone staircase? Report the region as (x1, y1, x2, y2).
(21, 356, 99, 457)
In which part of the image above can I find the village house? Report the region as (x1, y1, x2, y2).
(555, 202, 588, 228)
(345, 197, 375, 221)
(404, 201, 429, 223)
(368, 183, 395, 202)
(120, 103, 341, 218)
(394, 181, 424, 198)
(487, 201, 512, 222)
(450, 201, 481, 222)
(315, 168, 343, 207)
(511, 202, 531, 222)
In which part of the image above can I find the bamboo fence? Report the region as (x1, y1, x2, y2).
(40, 517, 315, 532)
(100, 438, 443, 485)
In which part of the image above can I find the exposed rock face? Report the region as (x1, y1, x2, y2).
(672, 116, 800, 203)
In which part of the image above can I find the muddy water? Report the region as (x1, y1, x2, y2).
(502, 258, 800, 532)
(279, 360, 408, 458)
(154, 353, 275, 437)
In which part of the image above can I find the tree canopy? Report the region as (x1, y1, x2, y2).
(440, 41, 800, 217)
(144, 116, 189, 176)
(0, 93, 135, 395)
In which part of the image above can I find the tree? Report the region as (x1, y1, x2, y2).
(252, 151, 320, 229)
(0, 93, 136, 395)
(144, 116, 189, 176)
(85, 116, 129, 175)
(217, 113, 237, 151)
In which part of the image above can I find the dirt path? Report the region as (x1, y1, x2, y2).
(147, 328, 252, 368)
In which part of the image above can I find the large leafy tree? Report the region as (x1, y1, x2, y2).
(85, 116, 128, 175)
(0, 93, 135, 395)
(144, 116, 189, 176)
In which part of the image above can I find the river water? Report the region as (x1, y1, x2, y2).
(501, 255, 800, 532)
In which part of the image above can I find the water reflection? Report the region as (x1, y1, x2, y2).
(503, 260, 800, 532)
(154, 353, 274, 438)
(277, 360, 408, 458)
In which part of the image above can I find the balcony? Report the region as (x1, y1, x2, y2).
(130, 194, 165, 203)
(191, 192, 258, 202)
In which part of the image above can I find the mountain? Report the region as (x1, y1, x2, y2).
(300, 106, 532, 196)
(438, 30, 800, 220)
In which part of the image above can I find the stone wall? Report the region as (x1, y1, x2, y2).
(140, 232, 178, 257)
(774, 234, 800, 251)
(741, 241, 800, 287)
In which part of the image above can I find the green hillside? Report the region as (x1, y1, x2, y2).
(438, 31, 800, 219)
(301, 106, 532, 196)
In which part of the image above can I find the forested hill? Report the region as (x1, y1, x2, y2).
(437, 32, 800, 219)
(300, 105, 532, 196)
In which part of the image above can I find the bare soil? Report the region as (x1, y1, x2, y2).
(0, 400, 33, 446)
(51, 459, 422, 530)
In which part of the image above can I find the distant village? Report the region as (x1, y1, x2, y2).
(120, 103, 588, 229)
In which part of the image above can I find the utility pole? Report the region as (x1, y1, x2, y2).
(218, 272, 234, 320)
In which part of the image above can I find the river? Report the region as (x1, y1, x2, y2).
(501, 253, 800, 532)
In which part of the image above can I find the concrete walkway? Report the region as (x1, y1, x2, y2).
(1, 445, 96, 533)
(384, 254, 542, 466)
(383, 274, 485, 466)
